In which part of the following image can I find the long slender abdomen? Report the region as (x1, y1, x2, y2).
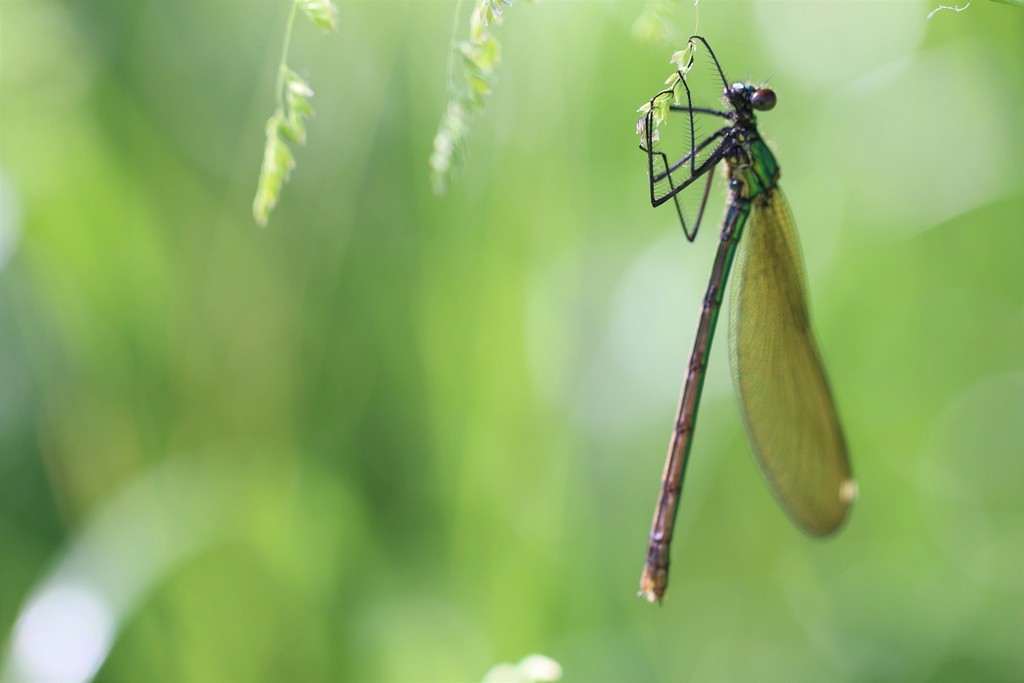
(639, 198, 752, 603)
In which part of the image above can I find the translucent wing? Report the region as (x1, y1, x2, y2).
(728, 189, 854, 535)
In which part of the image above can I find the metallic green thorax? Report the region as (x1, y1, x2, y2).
(728, 135, 780, 202)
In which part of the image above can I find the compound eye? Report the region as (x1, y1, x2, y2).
(751, 88, 777, 111)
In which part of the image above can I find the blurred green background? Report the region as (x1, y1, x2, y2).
(1, 1, 1022, 681)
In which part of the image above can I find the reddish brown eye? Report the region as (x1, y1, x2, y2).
(751, 88, 776, 111)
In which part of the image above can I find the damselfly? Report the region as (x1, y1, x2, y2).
(637, 36, 855, 603)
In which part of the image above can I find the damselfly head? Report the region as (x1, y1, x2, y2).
(727, 83, 777, 113)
